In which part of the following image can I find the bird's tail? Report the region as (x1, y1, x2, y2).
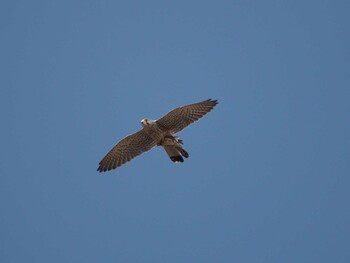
(162, 136, 189, 163)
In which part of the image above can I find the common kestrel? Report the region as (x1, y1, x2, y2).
(97, 99, 218, 172)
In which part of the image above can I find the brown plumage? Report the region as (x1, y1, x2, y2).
(97, 99, 218, 172)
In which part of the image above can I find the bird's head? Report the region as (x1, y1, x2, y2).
(141, 119, 156, 127)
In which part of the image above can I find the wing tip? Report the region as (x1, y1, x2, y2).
(97, 166, 106, 173)
(97, 163, 117, 173)
(205, 98, 218, 106)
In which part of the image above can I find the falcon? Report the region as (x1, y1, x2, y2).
(97, 99, 218, 172)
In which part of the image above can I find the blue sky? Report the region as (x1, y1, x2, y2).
(1, 0, 349, 262)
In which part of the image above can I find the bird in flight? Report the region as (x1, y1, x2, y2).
(97, 99, 218, 172)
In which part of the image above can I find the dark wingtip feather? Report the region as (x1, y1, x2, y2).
(207, 98, 218, 104)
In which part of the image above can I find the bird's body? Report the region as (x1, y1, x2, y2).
(97, 99, 218, 172)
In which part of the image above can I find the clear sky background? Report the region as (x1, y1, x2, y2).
(1, 0, 349, 262)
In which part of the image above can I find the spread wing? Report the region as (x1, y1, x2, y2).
(156, 99, 218, 133)
(97, 129, 157, 172)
